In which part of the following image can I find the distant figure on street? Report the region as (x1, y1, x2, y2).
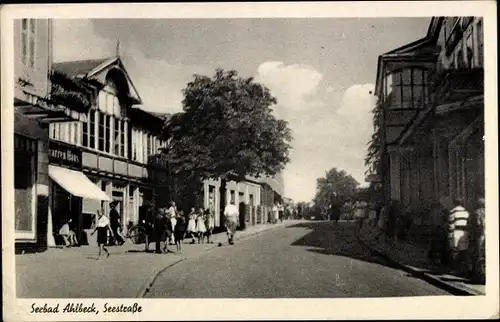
(427, 201, 449, 266)
(196, 208, 207, 244)
(167, 201, 178, 245)
(154, 208, 170, 254)
(278, 203, 284, 223)
(448, 198, 471, 275)
(375, 203, 389, 243)
(353, 200, 368, 237)
(272, 204, 279, 224)
(224, 200, 239, 245)
(204, 209, 215, 244)
(109, 201, 125, 246)
(174, 211, 186, 253)
(59, 219, 78, 247)
(475, 197, 485, 255)
(91, 210, 113, 259)
(187, 207, 197, 244)
(330, 203, 341, 224)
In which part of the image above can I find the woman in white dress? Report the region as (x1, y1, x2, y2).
(186, 208, 197, 244)
(195, 208, 207, 244)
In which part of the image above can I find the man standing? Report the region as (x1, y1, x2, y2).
(154, 207, 170, 254)
(166, 201, 177, 245)
(224, 200, 239, 245)
(448, 198, 471, 275)
(109, 201, 125, 246)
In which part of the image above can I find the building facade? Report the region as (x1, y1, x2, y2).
(373, 16, 484, 217)
(48, 57, 169, 245)
(13, 19, 90, 251)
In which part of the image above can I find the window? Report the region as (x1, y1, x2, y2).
(83, 116, 88, 147)
(14, 135, 37, 236)
(98, 112, 105, 151)
(230, 190, 236, 203)
(476, 20, 483, 67)
(132, 130, 138, 161)
(105, 114, 111, 153)
(466, 34, 474, 68)
(114, 118, 120, 155)
(21, 19, 36, 68)
(89, 110, 96, 149)
(120, 120, 125, 157)
(390, 68, 428, 109)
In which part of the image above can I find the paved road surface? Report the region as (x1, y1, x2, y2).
(145, 221, 450, 298)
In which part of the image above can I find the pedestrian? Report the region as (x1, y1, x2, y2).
(447, 198, 471, 276)
(224, 200, 239, 245)
(473, 197, 485, 277)
(174, 211, 186, 253)
(59, 219, 78, 247)
(196, 208, 207, 244)
(109, 201, 125, 246)
(153, 207, 168, 254)
(278, 203, 284, 223)
(375, 203, 389, 243)
(368, 202, 378, 227)
(427, 201, 449, 266)
(91, 210, 113, 259)
(186, 207, 197, 244)
(166, 201, 177, 245)
(204, 209, 215, 243)
(330, 203, 341, 224)
(272, 204, 279, 224)
(353, 200, 368, 238)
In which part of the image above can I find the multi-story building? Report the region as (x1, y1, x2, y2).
(372, 16, 484, 214)
(49, 56, 169, 245)
(13, 19, 90, 251)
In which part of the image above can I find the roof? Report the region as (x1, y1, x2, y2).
(53, 56, 142, 105)
(53, 58, 111, 78)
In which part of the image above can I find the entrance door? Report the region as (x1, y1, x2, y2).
(112, 191, 124, 229)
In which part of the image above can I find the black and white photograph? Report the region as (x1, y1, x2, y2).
(1, 2, 498, 321)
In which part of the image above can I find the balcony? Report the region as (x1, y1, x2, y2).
(431, 68, 484, 109)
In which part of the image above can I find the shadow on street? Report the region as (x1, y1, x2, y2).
(287, 220, 403, 271)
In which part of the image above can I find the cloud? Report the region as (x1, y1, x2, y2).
(255, 61, 323, 115)
(254, 61, 375, 201)
(52, 19, 212, 114)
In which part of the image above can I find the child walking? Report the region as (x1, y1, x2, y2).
(187, 208, 197, 244)
(174, 211, 186, 253)
(196, 208, 207, 244)
(91, 210, 114, 259)
(204, 209, 215, 244)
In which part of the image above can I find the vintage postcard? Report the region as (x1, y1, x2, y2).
(1, 1, 498, 321)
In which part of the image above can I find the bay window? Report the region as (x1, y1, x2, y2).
(390, 68, 429, 109)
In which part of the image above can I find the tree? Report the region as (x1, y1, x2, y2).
(313, 168, 359, 211)
(162, 69, 293, 208)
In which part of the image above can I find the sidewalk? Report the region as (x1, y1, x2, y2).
(15, 220, 301, 298)
(358, 224, 485, 296)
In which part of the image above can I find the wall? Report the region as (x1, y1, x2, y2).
(14, 19, 51, 101)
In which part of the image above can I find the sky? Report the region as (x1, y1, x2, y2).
(53, 17, 430, 202)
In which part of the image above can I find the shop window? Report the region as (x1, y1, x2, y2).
(14, 135, 36, 235)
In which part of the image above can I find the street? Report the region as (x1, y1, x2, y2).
(145, 221, 450, 298)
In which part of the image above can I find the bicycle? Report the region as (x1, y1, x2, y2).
(125, 220, 154, 250)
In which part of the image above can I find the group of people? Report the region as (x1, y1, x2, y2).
(372, 196, 486, 279)
(89, 199, 241, 259)
(149, 201, 217, 254)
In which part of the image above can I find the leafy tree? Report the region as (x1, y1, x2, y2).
(313, 168, 359, 211)
(162, 69, 292, 208)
